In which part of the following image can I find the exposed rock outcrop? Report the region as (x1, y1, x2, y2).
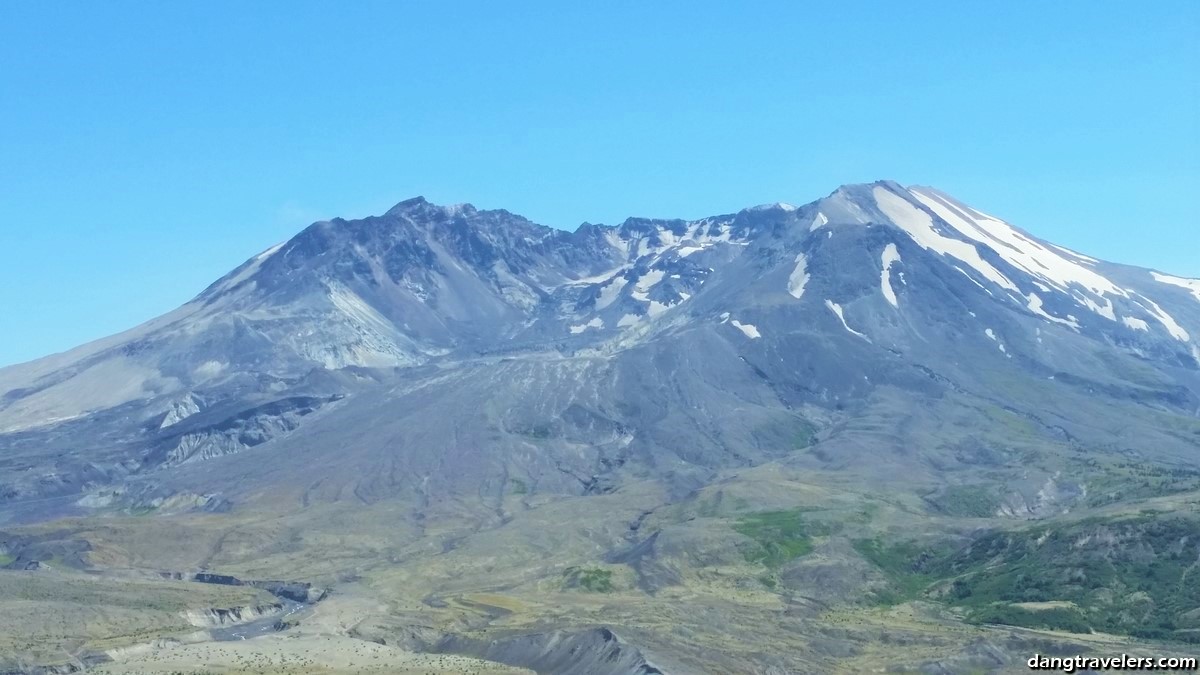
(437, 627, 666, 675)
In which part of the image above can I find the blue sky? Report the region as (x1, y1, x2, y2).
(1, 1, 1197, 366)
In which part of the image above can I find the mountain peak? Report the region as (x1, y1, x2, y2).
(384, 196, 481, 220)
(384, 196, 430, 215)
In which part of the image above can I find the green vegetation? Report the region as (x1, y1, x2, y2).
(852, 537, 945, 605)
(562, 566, 613, 592)
(969, 605, 1092, 633)
(508, 478, 528, 495)
(1079, 460, 1200, 508)
(941, 515, 1200, 642)
(733, 510, 817, 570)
(0, 553, 14, 567)
(855, 514, 1200, 643)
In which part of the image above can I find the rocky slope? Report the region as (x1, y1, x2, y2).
(1, 181, 1196, 519)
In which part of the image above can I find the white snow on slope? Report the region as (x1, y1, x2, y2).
(1122, 316, 1149, 331)
(1135, 297, 1191, 341)
(595, 276, 628, 309)
(984, 328, 1008, 353)
(877, 186, 1193, 342)
(630, 269, 666, 301)
(825, 300, 870, 341)
(1077, 294, 1116, 321)
(646, 300, 671, 317)
(788, 254, 810, 299)
(880, 243, 901, 307)
(568, 265, 628, 286)
(617, 313, 640, 327)
(1025, 293, 1079, 329)
(907, 187, 1127, 296)
(1153, 272, 1200, 303)
(730, 320, 761, 339)
(604, 220, 749, 272)
(907, 187, 1134, 315)
(810, 212, 829, 231)
(569, 317, 605, 334)
(873, 187, 1018, 292)
(603, 230, 632, 258)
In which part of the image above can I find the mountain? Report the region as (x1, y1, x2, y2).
(3, 182, 1199, 673)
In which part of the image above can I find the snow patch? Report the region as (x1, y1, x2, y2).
(810, 212, 829, 231)
(787, 254, 810, 299)
(1152, 272, 1200, 303)
(569, 318, 604, 334)
(874, 187, 1017, 292)
(984, 328, 1007, 353)
(907, 187, 1140, 326)
(1135, 296, 1190, 341)
(595, 276, 628, 310)
(630, 269, 666, 301)
(646, 300, 671, 317)
(880, 243, 901, 307)
(1025, 293, 1079, 329)
(1121, 316, 1149, 331)
(825, 300, 870, 341)
(730, 320, 761, 339)
(617, 313, 641, 327)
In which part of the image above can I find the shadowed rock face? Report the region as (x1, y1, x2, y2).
(0, 182, 1197, 522)
(437, 627, 666, 675)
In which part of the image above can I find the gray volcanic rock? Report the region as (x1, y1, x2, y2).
(0, 182, 1198, 521)
(437, 627, 666, 675)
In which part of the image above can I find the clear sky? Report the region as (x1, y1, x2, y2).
(1, 1, 1198, 367)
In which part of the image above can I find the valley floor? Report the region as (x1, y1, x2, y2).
(4, 458, 1200, 674)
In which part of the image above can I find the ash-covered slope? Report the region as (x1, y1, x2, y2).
(1, 181, 1198, 519)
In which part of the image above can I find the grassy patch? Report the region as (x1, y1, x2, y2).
(508, 478, 528, 495)
(733, 510, 816, 570)
(0, 553, 13, 567)
(562, 566, 613, 593)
